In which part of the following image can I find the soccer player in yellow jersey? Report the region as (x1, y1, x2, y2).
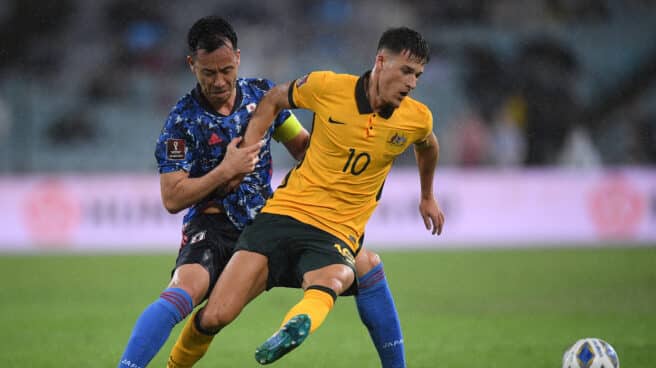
(168, 26, 445, 366)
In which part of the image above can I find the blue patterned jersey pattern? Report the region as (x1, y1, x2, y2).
(155, 78, 291, 230)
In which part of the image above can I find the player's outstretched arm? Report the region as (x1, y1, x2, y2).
(243, 82, 293, 148)
(160, 137, 262, 213)
(414, 132, 445, 235)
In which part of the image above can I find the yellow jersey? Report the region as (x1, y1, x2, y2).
(262, 70, 433, 252)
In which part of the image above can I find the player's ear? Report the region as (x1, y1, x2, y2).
(375, 52, 385, 69)
(186, 55, 195, 71)
(235, 49, 241, 66)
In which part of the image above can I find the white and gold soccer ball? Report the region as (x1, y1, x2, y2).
(562, 337, 619, 368)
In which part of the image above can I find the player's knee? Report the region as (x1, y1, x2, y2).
(355, 249, 381, 278)
(320, 278, 345, 295)
(321, 271, 355, 295)
(199, 307, 239, 332)
(304, 264, 355, 295)
(168, 264, 210, 306)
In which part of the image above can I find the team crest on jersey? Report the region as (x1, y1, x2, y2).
(387, 132, 408, 147)
(166, 139, 186, 160)
(295, 74, 309, 88)
(246, 102, 257, 112)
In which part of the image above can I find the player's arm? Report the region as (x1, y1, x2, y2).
(414, 132, 445, 235)
(243, 82, 293, 148)
(272, 113, 309, 161)
(282, 129, 309, 161)
(160, 137, 262, 213)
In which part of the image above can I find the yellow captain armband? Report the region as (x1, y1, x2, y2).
(272, 113, 303, 143)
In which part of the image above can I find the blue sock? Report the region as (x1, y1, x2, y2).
(356, 263, 406, 368)
(118, 288, 193, 368)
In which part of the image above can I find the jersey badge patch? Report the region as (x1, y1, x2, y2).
(246, 102, 257, 112)
(387, 132, 408, 147)
(296, 74, 309, 88)
(166, 139, 186, 160)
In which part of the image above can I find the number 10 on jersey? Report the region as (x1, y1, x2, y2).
(342, 148, 370, 176)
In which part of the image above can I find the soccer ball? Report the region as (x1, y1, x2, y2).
(562, 337, 619, 368)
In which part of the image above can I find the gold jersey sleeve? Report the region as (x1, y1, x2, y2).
(263, 70, 433, 252)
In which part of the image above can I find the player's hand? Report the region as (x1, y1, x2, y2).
(223, 137, 263, 177)
(419, 196, 445, 235)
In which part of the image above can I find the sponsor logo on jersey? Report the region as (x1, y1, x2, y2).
(189, 230, 206, 245)
(328, 116, 347, 125)
(208, 133, 222, 145)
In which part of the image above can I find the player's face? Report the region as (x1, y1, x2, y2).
(377, 50, 425, 108)
(188, 44, 240, 109)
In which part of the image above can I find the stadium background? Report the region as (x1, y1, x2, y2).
(0, 1, 654, 367)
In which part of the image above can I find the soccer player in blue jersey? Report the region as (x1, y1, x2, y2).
(118, 16, 408, 368)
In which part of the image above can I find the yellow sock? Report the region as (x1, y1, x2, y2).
(281, 287, 336, 333)
(167, 310, 215, 368)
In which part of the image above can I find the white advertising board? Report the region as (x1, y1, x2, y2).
(0, 168, 654, 252)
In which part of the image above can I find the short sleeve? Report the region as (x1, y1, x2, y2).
(416, 106, 434, 144)
(154, 113, 194, 174)
(289, 71, 331, 111)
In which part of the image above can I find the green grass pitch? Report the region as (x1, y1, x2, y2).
(1, 247, 655, 367)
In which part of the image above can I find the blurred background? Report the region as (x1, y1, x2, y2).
(0, 0, 655, 249)
(1, 2, 655, 367)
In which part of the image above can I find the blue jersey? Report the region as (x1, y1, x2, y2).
(155, 78, 291, 230)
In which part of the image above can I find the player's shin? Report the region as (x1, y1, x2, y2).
(356, 263, 406, 368)
(281, 285, 336, 333)
(167, 308, 216, 368)
(118, 288, 193, 368)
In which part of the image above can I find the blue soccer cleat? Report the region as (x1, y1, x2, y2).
(255, 314, 311, 365)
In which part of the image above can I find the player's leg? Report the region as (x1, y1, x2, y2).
(119, 213, 237, 368)
(255, 263, 355, 365)
(118, 265, 207, 368)
(168, 250, 269, 367)
(284, 263, 354, 331)
(255, 225, 357, 365)
(355, 247, 406, 368)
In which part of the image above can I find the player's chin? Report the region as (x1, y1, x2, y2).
(382, 97, 399, 108)
(394, 93, 409, 106)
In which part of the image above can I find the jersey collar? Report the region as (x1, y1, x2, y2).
(192, 82, 243, 117)
(355, 71, 395, 119)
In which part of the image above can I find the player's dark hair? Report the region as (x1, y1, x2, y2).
(377, 27, 430, 63)
(187, 16, 238, 54)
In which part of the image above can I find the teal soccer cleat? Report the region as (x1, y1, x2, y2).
(255, 314, 311, 365)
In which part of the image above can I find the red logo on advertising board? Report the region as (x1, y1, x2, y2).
(588, 176, 645, 239)
(22, 179, 81, 247)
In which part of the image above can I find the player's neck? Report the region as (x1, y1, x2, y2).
(367, 70, 389, 113)
(208, 88, 237, 115)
